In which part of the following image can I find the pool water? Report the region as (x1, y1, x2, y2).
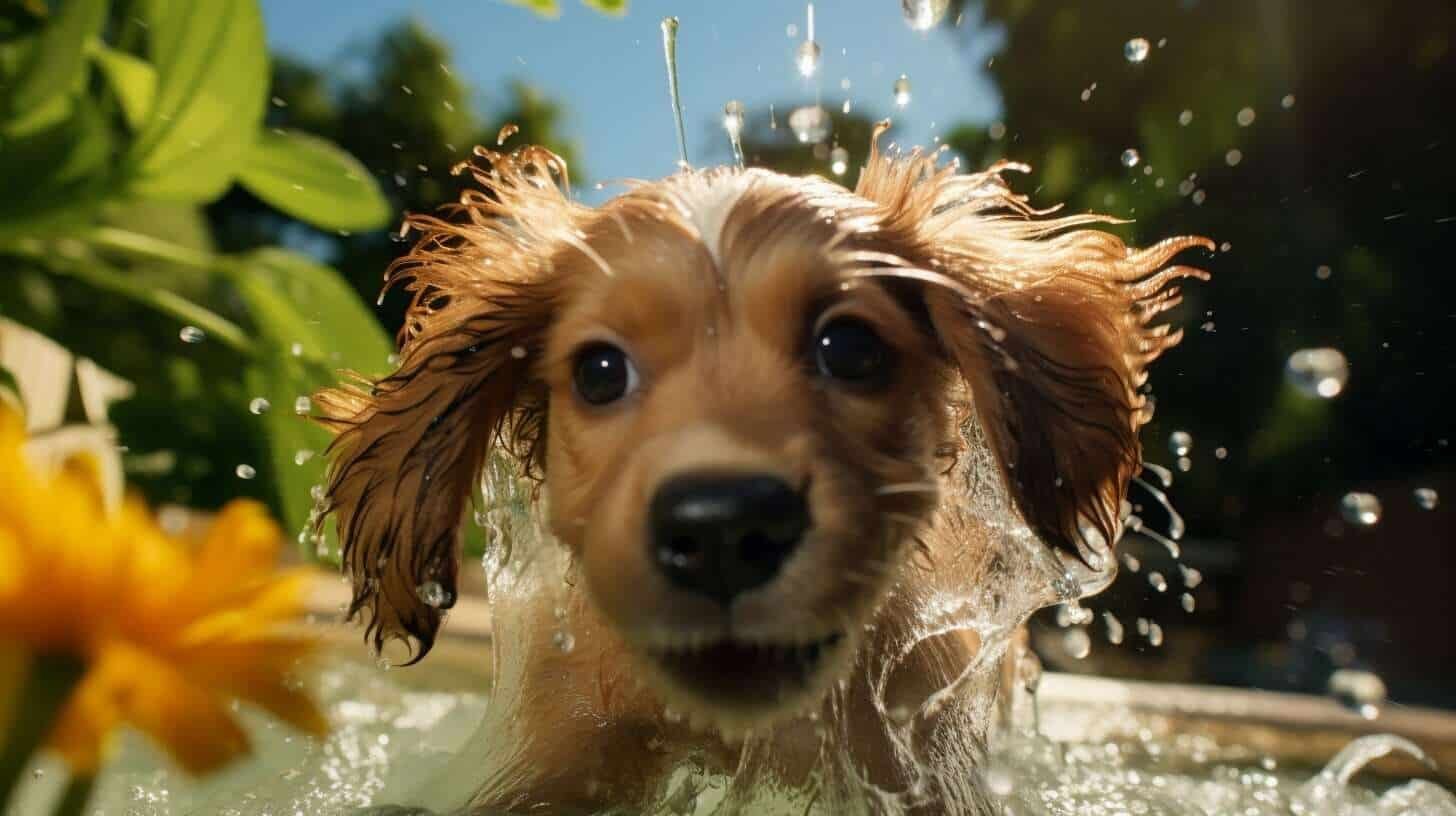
(7, 657, 1451, 815)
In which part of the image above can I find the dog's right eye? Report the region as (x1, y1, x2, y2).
(573, 342, 639, 405)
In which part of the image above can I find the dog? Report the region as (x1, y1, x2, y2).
(314, 124, 1210, 814)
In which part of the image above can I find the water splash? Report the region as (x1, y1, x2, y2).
(248, 397, 271, 415)
(830, 145, 850, 176)
(788, 105, 831, 143)
(660, 17, 690, 169)
(1120, 148, 1141, 168)
(1168, 430, 1193, 457)
(902, 0, 950, 31)
(1286, 347, 1349, 398)
(1340, 492, 1382, 526)
(1123, 37, 1150, 63)
(1413, 487, 1439, 510)
(178, 325, 205, 344)
(893, 74, 912, 107)
(722, 100, 746, 168)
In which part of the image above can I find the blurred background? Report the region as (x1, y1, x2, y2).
(2, 0, 1451, 713)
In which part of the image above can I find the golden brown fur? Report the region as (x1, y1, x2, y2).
(314, 124, 1210, 812)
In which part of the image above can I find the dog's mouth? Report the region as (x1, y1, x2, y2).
(646, 632, 845, 709)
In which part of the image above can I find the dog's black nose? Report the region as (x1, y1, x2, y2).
(649, 473, 809, 604)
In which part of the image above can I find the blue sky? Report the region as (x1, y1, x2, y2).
(259, 1, 1004, 201)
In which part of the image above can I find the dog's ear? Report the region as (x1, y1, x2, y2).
(855, 129, 1211, 561)
(313, 145, 579, 660)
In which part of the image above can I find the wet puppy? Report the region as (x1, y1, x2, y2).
(315, 126, 1209, 813)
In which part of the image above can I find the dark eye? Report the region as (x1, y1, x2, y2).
(814, 317, 891, 383)
(573, 342, 639, 405)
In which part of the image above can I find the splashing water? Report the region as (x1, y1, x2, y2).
(1414, 487, 1439, 510)
(1121, 148, 1141, 168)
(660, 17, 690, 169)
(722, 100, 746, 168)
(1328, 669, 1388, 720)
(1169, 430, 1193, 457)
(178, 325, 205, 344)
(830, 145, 850, 176)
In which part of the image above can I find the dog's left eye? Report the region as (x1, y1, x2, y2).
(573, 342, 639, 405)
(814, 317, 891, 384)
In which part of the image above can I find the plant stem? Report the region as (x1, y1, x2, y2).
(86, 226, 217, 271)
(0, 653, 84, 813)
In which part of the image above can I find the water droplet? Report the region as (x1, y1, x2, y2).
(552, 630, 576, 653)
(496, 123, 519, 145)
(1177, 456, 1192, 472)
(1179, 564, 1203, 589)
(290, 342, 304, 357)
(1124, 37, 1150, 63)
(248, 397, 271, 415)
(1236, 107, 1257, 127)
(1168, 430, 1193, 457)
(1192, 189, 1207, 205)
(1120, 148, 1141, 168)
(510, 345, 528, 359)
(1328, 669, 1387, 720)
(1286, 347, 1349, 398)
(1149, 571, 1168, 593)
(1225, 148, 1243, 167)
(796, 39, 821, 77)
(721, 100, 745, 137)
(179, 326, 205, 344)
(901, 0, 950, 31)
(1178, 109, 1194, 126)
(294, 395, 312, 415)
(1063, 627, 1091, 659)
(1316, 264, 1333, 280)
(830, 146, 850, 176)
(293, 449, 315, 466)
(1340, 492, 1382, 526)
(788, 105, 831, 143)
(1103, 611, 1125, 644)
(416, 580, 452, 608)
(235, 464, 256, 480)
(1214, 446, 1228, 460)
(1181, 592, 1196, 613)
(1121, 552, 1141, 573)
(1281, 93, 1296, 109)
(1147, 622, 1164, 647)
(893, 74, 912, 107)
(1414, 487, 1439, 510)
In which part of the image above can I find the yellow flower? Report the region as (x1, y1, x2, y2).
(0, 407, 326, 775)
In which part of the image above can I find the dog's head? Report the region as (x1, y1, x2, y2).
(314, 129, 1209, 730)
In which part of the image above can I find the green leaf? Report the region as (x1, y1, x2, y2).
(507, 0, 559, 18)
(229, 248, 393, 543)
(91, 45, 157, 130)
(0, 98, 114, 241)
(1, 0, 106, 120)
(236, 129, 392, 232)
(125, 0, 268, 201)
(582, 0, 627, 14)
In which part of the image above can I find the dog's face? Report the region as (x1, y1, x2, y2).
(537, 171, 950, 723)
(313, 134, 1209, 733)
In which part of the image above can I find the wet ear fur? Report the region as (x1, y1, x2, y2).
(853, 126, 1212, 560)
(312, 146, 581, 660)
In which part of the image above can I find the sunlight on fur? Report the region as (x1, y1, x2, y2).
(313, 122, 1211, 814)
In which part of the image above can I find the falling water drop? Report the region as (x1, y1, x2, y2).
(248, 397, 271, 415)
(902, 0, 950, 31)
(1281, 93, 1297, 109)
(830, 145, 850, 176)
(1328, 669, 1387, 720)
(496, 123, 519, 146)
(1103, 611, 1125, 644)
(1063, 627, 1092, 659)
(1285, 347, 1349, 398)
(1179, 564, 1203, 589)
(1148, 571, 1168, 593)
(1340, 492, 1382, 526)
(1181, 592, 1196, 613)
(1236, 107, 1257, 127)
(179, 326, 205, 344)
(1120, 148, 1141, 168)
(1147, 622, 1164, 646)
(294, 395, 312, 415)
(1123, 37, 1151, 63)
(722, 100, 746, 169)
(796, 39, 822, 77)
(1168, 430, 1193, 457)
(416, 580, 452, 609)
(235, 464, 257, 480)
(893, 74, 912, 107)
(553, 630, 577, 653)
(1178, 109, 1194, 126)
(1414, 487, 1439, 510)
(293, 449, 315, 466)
(788, 105, 831, 143)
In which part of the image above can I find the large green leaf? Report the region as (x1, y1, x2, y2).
(125, 0, 268, 200)
(91, 44, 157, 131)
(1, 0, 106, 123)
(0, 99, 114, 241)
(230, 248, 393, 545)
(236, 129, 392, 232)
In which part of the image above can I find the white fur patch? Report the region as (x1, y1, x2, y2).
(674, 172, 755, 268)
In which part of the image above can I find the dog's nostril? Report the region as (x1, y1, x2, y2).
(649, 473, 809, 605)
